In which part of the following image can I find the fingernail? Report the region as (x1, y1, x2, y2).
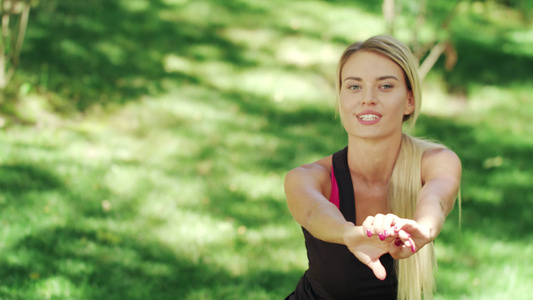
(378, 233, 385, 241)
(384, 230, 389, 237)
(394, 238, 402, 247)
(411, 244, 416, 253)
(393, 226, 399, 232)
(366, 229, 372, 237)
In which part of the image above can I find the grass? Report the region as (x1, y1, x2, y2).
(0, 0, 532, 299)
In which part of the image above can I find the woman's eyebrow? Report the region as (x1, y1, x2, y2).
(343, 75, 399, 82)
(343, 76, 362, 82)
(377, 75, 399, 81)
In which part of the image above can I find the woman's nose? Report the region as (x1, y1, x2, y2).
(362, 88, 377, 105)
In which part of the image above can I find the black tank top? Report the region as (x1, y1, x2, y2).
(288, 147, 398, 300)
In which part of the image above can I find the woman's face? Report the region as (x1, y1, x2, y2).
(339, 50, 414, 140)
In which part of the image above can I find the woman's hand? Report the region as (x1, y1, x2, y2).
(362, 214, 432, 260)
(389, 218, 432, 259)
(342, 223, 393, 281)
(342, 214, 434, 280)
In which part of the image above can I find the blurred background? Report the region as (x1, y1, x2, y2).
(0, 0, 532, 299)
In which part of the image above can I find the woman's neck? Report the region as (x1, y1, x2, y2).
(347, 133, 403, 186)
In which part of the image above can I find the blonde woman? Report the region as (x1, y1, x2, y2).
(284, 35, 461, 300)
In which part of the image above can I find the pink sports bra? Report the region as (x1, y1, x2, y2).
(329, 167, 340, 209)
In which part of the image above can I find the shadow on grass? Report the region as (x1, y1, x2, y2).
(21, 0, 257, 112)
(0, 163, 62, 192)
(1, 225, 300, 300)
(434, 11, 533, 93)
(444, 35, 533, 93)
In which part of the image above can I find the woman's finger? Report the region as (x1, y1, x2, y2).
(372, 214, 386, 240)
(362, 215, 375, 237)
(397, 229, 416, 253)
(368, 259, 387, 281)
(392, 218, 418, 234)
(382, 213, 398, 238)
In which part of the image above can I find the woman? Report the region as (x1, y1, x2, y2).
(284, 35, 461, 300)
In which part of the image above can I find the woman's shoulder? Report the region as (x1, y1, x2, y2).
(284, 155, 335, 207)
(285, 156, 334, 193)
(406, 135, 460, 165)
(287, 155, 333, 180)
(421, 148, 462, 180)
(422, 147, 460, 163)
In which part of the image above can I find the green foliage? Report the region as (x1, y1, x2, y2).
(0, 0, 532, 299)
(0, 0, 38, 90)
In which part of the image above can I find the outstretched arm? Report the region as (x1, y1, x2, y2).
(366, 148, 462, 259)
(284, 156, 349, 244)
(414, 148, 462, 241)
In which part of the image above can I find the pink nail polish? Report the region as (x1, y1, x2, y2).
(393, 226, 399, 232)
(384, 230, 389, 237)
(394, 238, 402, 247)
(366, 229, 372, 237)
(378, 233, 385, 241)
(411, 244, 416, 253)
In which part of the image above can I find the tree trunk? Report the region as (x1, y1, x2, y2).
(382, 0, 395, 35)
(0, 0, 32, 90)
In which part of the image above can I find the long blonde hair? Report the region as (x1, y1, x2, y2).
(335, 35, 447, 300)
(390, 134, 446, 300)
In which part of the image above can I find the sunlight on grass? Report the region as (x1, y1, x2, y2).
(164, 53, 335, 109)
(466, 186, 503, 204)
(225, 68, 334, 107)
(152, 209, 236, 260)
(228, 172, 285, 201)
(274, 37, 341, 68)
(436, 236, 533, 299)
(466, 85, 533, 144)
(421, 75, 468, 117)
(57, 258, 95, 280)
(120, 0, 150, 12)
(507, 29, 533, 56)
(469, 85, 514, 114)
(489, 168, 531, 188)
(35, 276, 81, 299)
(243, 224, 307, 269)
(95, 41, 127, 66)
(223, 27, 280, 51)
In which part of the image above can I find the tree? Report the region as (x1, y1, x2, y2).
(382, 0, 460, 80)
(0, 0, 38, 90)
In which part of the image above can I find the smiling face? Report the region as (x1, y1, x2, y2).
(339, 50, 415, 140)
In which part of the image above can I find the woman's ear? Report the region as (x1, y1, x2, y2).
(404, 91, 415, 115)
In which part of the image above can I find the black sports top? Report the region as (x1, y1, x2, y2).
(287, 147, 397, 300)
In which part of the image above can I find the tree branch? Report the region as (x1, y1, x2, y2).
(418, 40, 447, 80)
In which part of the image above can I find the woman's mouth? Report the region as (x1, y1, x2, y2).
(358, 114, 379, 121)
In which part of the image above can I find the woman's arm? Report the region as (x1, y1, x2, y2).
(284, 156, 352, 244)
(415, 148, 462, 241)
(377, 148, 462, 258)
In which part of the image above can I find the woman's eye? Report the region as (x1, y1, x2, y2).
(380, 84, 393, 90)
(348, 85, 361, 91)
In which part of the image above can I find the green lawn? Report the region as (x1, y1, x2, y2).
(0, 0, 532, 299)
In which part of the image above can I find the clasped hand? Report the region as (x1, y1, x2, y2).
(342, 213, 431, 281)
